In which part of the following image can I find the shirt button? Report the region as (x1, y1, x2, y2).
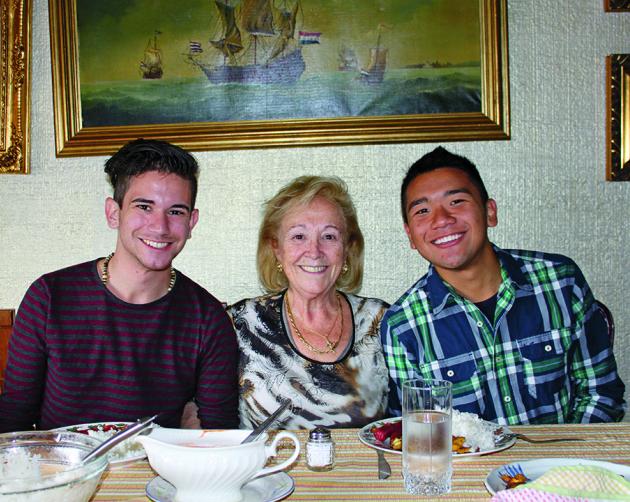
(544, 345, 552, 352)
(476, 321, 484, 328)
(446, 370, 455, 377)
(504, 396, 512, 403)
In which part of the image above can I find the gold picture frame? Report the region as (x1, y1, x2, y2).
(607, 55, 630, 181)
(604, 0, 630, 12)
(0, 0, 31, 174)
(49, 0, 509, 157)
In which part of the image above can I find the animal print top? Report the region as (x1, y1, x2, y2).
(229, 291, 389, 429)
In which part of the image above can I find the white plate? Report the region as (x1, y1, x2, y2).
(358, 416, 516, 458)
(53, 421, 151, 466)
(146, 472, 295, 502)
(485, 458, 630, 495)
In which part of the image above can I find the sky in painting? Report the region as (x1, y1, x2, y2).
(76, 0, 481, 82)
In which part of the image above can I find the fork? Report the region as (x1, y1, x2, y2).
(376, 450, 391, 480)
(500, 464, 527, 479)
(495, 432, 584, 446)
(499, 463, 531, 488)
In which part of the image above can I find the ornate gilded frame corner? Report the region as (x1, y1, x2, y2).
(0, 0, 31, 174)
(48, 0, 509, 156)
(606, 55, 630, 181)
(604, 0, 630, 12)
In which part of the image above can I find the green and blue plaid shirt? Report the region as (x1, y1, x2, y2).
(380, 246, 625, 425)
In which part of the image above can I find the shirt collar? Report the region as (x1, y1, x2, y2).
(420, 244, 533, 314)
(493, 245, 533, 291)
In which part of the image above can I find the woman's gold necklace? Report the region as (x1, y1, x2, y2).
(100, 253, 176, 292)
(285, 293, 343, 354)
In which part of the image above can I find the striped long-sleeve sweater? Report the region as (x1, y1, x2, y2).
(0, 259, 239, 432)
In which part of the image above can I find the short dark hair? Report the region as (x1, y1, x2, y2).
(400, 146, 489, 223)
(104, 139, 199, 208)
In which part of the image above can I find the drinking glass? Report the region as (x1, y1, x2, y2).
(402, 378, 453, 495)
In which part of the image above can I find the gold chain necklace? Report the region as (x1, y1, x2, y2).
(100, 253, 176, 292)
(285, 293, 343, 354)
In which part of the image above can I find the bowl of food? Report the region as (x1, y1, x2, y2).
(0, 430, 109, 501)
(53, 422, 154, 466)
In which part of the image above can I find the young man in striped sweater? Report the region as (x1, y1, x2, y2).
(0, 139, 239, 432)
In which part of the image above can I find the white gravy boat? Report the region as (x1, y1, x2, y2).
(137, 428, 300, 502)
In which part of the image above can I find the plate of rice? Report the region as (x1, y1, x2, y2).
(52, 422, 153, 466)
(358, 409, 516, 457)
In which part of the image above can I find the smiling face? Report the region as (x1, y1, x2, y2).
(106, 170, 199, 274)
(272, 196, 346, 300)
(404, 167, 497, 277)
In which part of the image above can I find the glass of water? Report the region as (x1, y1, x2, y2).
(402, 378, 453, 496)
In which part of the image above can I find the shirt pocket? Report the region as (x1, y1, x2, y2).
(517, 329, 571, 400)
(418, 355, 486, 415)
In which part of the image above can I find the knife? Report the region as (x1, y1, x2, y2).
(241, 399, 291, 444)
(377, 449, 391, 479)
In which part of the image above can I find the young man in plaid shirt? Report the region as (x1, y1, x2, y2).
(381, 147, 625, 424)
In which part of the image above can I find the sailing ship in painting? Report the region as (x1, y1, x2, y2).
(187, 0, 319, 85)
(360, 24, 388, 84)
(140, 31, 163, 79)
(338, 46, 358, 71)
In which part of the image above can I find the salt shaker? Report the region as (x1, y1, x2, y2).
(306, 427, 335, 471)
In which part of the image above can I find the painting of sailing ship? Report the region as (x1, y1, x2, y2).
(54, 0, 509, 154)
(140, 31, 163, 79)
(186, 0, 318, 85)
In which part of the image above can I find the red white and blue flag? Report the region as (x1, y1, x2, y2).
(189, 41, 203, 54)
(299, 31, 321, 45)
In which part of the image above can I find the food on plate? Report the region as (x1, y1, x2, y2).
(372, 420, 401, 443)
(451, 409, 502, 453)
(371, 420, 402, 449)
(390, 435, 402, 451)
(65, 423, 145, 462)
(370, 409, 502, 454)
(372, 421, 402, 443)
(75, 423, 127, 434)
(500, 472, 529, 489)
(451, 435, 471, 454)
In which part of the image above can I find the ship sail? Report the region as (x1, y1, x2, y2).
(210, 1, 244, 63)
(360, 24, 388, 84)
(364, 47, 388, 74)
(268, 1, 299, 61)
(241, 0, 275, 36)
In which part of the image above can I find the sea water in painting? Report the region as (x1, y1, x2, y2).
(77, 0, 482, 127)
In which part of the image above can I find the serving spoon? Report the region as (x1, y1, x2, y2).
(241, 400, 291, 444)
(81, 415, 158, 464)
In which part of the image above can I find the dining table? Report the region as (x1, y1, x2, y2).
(92, 422, 630, 501)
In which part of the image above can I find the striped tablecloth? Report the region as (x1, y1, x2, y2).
(93, 423, 630, 501)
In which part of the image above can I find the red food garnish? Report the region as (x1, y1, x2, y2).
(71, 423, 126, 435)
(372, 421, 402, 442)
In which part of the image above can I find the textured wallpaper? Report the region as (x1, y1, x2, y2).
(1, 0, 628, 410)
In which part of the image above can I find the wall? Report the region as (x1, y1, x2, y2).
(1, 0, 629, 405)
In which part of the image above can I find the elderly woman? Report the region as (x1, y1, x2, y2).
(230, 176, 389, 429)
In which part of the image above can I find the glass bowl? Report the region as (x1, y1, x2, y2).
(0, 430, 109, 501)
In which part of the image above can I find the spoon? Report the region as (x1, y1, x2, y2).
(81, 415, 158, 464)
(241, 400, 291, 444)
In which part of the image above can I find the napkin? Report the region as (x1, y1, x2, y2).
(491, 464, 630, 502)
